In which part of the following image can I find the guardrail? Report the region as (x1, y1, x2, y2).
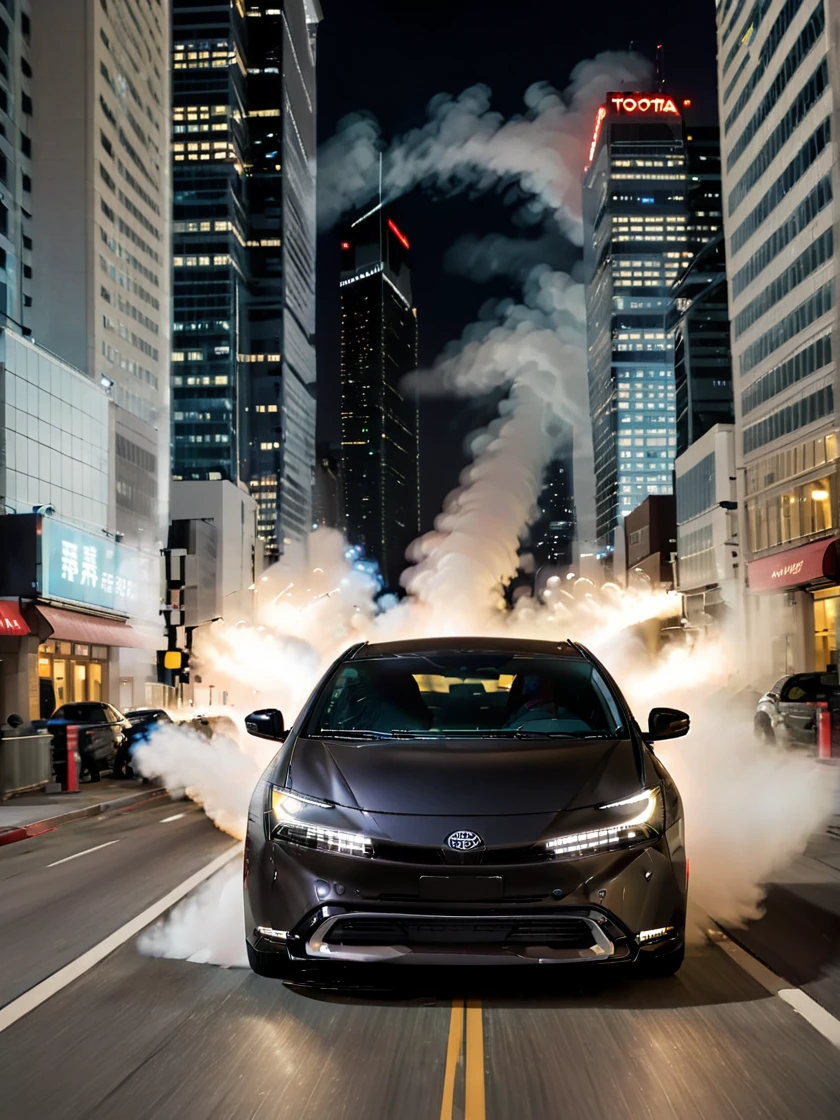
(0, 728, 53, 799)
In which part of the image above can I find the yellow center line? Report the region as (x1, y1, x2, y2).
(440, 998, 464, 1120)
(465, 999, 486, 1120)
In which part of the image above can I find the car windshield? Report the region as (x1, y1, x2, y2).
(53, 704, 104, 722)
(306, 653, 628, 739)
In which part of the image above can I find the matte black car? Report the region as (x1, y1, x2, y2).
(243, 637, 690, 985)
(47, 702, 131, 783)
(754, 671, 838, 746)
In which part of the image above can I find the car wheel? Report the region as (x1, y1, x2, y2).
(754, 714, 775, 744)
(246, 942, 304, 982)
(642, 942, 685, 978)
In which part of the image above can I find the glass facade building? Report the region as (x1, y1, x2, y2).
(583, 94, 692, 543)
(171, 1, 321, 564)
(339, 208, 420, 591)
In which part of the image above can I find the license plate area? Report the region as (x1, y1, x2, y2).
(419, 875, 503, 901)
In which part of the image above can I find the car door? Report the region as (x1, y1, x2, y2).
(777, 674, 821, 744)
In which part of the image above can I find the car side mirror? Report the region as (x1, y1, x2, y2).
(245, 708, 287, 742)
(647, 707, 690, 741)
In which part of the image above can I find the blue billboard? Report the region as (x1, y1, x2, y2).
(41, 519, 159, 620)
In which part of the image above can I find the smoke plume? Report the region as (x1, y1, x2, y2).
(319, 52, 652, 238)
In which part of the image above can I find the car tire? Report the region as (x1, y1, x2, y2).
(754, 714, 775, 744)
(642, 942, 685, 977)
(246, 941, 303, 982)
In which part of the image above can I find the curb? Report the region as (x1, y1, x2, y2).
(0, 787, 169, 847)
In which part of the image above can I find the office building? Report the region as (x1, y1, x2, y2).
(624, 494, 677, 589)
(670, 126, 734, 458)
(31, 0, 171, 549)
(716, 0, 839, 676)
(671, 233, 734, 456)
(526, 438, 577, 576)
(339, 207, 420, 591)
(674, 423, 738, 627)
(171, 1, 321, 565)
(0, 0, 33, 335)
(583, 92, 691, 545)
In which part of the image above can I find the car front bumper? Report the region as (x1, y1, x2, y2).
(245, 820, 687, 969)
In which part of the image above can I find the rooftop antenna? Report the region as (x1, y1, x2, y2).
(655, 43, 666, 91)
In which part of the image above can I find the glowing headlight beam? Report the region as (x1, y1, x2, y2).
(271, 787, 333, 820)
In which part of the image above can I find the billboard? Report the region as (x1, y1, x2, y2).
(41, 519, 160, 620)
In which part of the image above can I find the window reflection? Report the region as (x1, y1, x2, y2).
(747, 473, 834, 553)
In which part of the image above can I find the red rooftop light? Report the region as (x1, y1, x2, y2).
(341, 241, 351, 249)
(683, 99, 692, 107)
(388, 219, 410, 249)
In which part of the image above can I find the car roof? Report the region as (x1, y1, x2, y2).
(349, 637, 583, 659)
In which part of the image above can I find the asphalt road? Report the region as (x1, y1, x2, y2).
(1, 806, 839, 1120)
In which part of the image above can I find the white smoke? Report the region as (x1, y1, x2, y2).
(319, 52, 652, 237)
(139, 860, 247, 968)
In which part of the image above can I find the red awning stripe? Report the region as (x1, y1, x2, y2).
(0, 600, 30, 635)
(35, 605, 149, 649)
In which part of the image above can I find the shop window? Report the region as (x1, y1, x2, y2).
(814, 590, 840, 673)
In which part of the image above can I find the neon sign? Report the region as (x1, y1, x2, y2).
(588, 106, 607, 166)
(388, 219, 410, 250)
(609, 95, 680, 115)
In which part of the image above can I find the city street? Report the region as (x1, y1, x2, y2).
(1, 803, 839, 1120)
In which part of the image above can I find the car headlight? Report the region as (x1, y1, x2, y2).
(545, 788, 661, 858)
(270, 787, 373, 857)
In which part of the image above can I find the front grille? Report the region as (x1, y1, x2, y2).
(323, 915, 596, 950)
(373, 840, 552, 866)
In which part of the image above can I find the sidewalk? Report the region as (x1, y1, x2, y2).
(723, 813, 840, 1020)
(0, 778, 167, 845)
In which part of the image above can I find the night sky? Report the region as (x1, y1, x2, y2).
(315, 0, 719, 532)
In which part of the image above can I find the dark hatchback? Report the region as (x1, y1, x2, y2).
(243, 637, 690, 986)
(47, 702, 131, 783)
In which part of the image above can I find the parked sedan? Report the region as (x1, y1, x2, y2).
(754, 671, 839, 746)
(47, 702, 131, 783)
(124, 708, 174, 776)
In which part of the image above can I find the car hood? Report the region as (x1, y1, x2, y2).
(287, 736, 643, 815)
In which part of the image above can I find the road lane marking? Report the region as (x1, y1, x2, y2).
(0, 845, 240, 1034)
(47, 840, 121, 867)
(439, 999, 464, 1120)
(710, 925, 840, 1050)
(160, 814, 185, 823)
(465, 999, 486, 1120)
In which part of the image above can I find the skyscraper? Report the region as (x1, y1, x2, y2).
(0, 0, 33, 336)
(583, 92, 691, 545)
(339, 208, 420, 590)
(716, 0, 839, 676)
(31, 0, 171, 547)
(171, 1, 321, 565)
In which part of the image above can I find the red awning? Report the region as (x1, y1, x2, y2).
(35, 605, 148, 648)
(0, 600, 30, 636)
(747, 538, 838, 593)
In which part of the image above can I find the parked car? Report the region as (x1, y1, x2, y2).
(185, 714, 240, 740)
(47, 702, 131, 783)
(123, 708, 174, 775)
(243, 636, 690, 986)
(754, 670, 839, 746)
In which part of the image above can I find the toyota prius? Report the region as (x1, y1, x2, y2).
(243, 637, 689, 984)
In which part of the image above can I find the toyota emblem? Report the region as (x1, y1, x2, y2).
(446, 830, 484, 852)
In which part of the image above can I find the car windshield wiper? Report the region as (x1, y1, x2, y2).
(315, 729, 395, 740)
(510, 730, 620, 739)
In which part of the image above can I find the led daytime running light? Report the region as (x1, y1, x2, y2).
(277, 821, 373, 857)
(546, 788, 659, 856)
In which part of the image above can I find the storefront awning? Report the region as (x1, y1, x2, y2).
(0, 599, 30, 635)
(747, 537, 838, 593)
(35, 605, 149, 648)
